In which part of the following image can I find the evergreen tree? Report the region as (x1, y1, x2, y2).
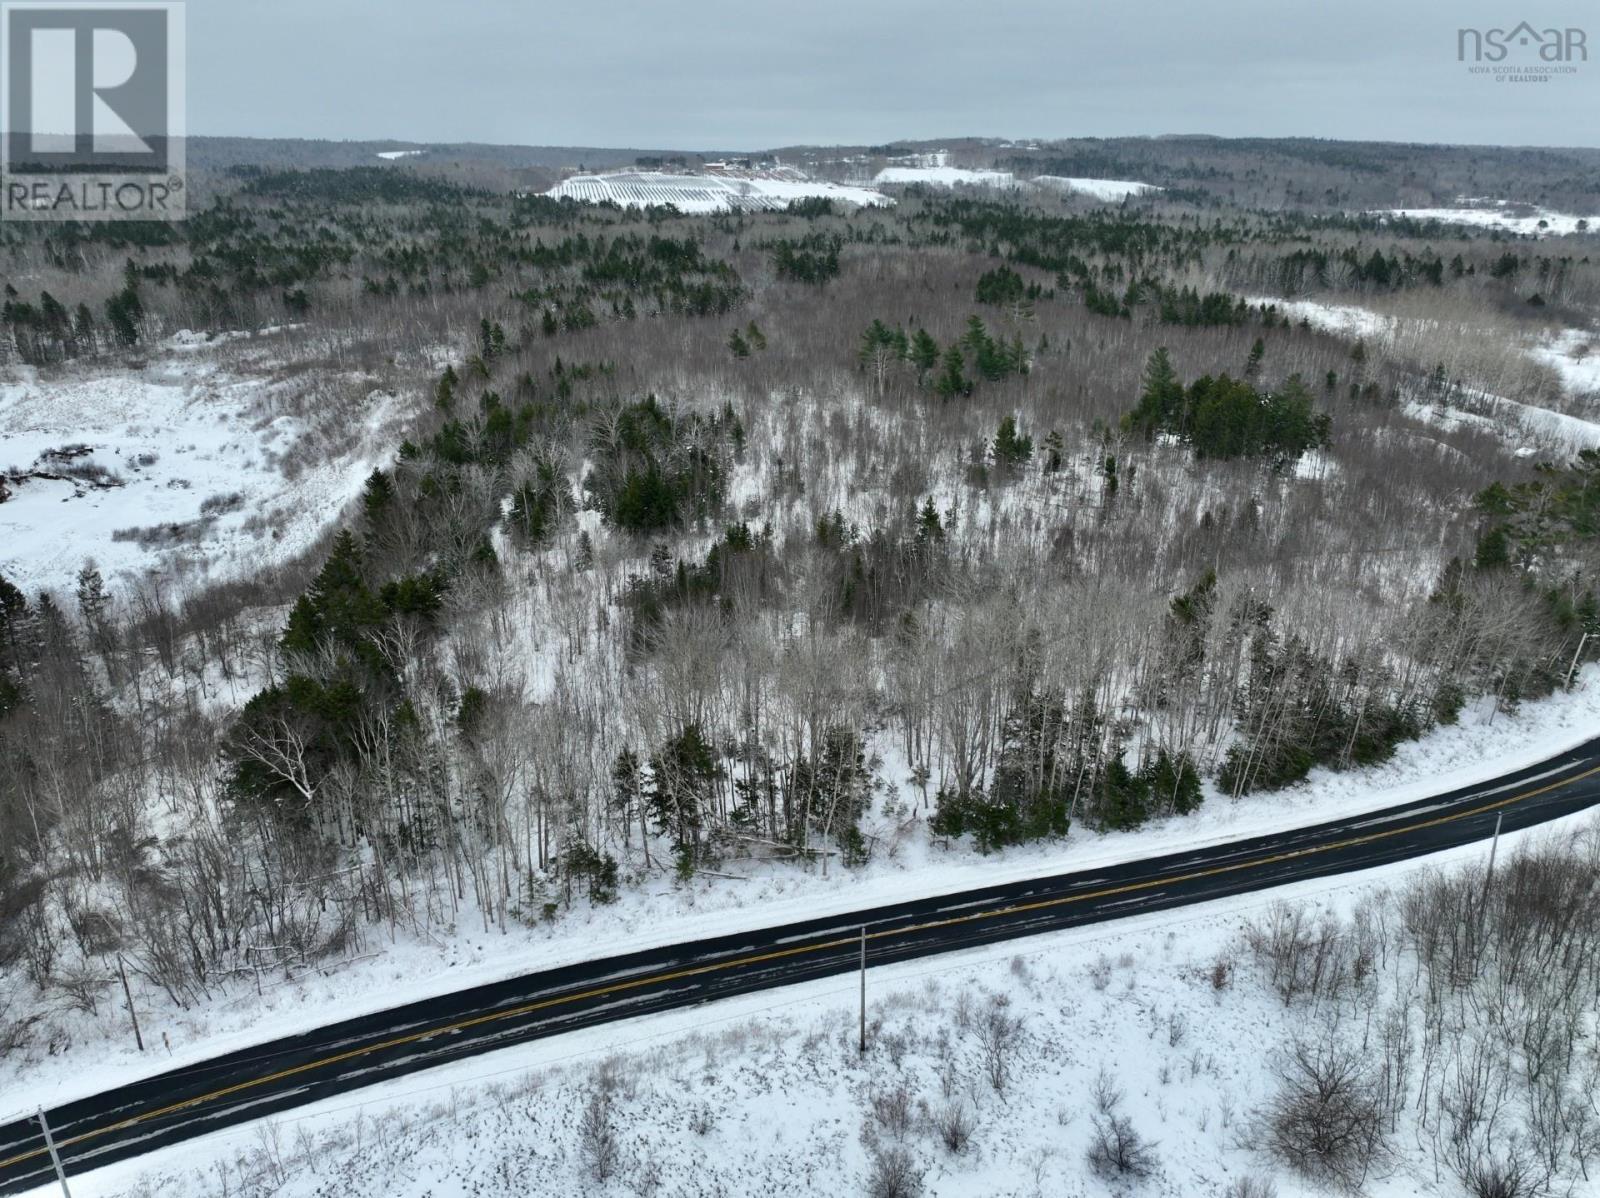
(1147, 749, 1202, 816)
(1096, 758, 1150, 830)
(1042, 429, 1064, 473)
(104, 285, 142, 347)
(479, 318, 507, 359)
(1244, 337, 1265, 380)
(992, 415, 1034, 470)
(909, 328, 940, 379)
(915, 497, 945, 548)
(361, 468, 393, 528)
(975, 265, 1029, 307)
(0, 573, 29, 718)
(435, 364, 457, 410)
(858, 319, 905, 395)
(935, 345, 970, 399)
(1127, 347, 1183, 437)
(73, 303, 96, 354)
(648, 723, 720, 860)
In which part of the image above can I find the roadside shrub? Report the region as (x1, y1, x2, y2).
(1262, 1038, 1388, 1190)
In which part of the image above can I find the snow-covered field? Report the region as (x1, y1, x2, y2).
(1376, 204, 1596, 237)
(544, 159, 1154, 210)
(546, 170, 890, 213)
(28, 807, 1598, 1198)
(375, 148, 425, 161)
(0, 335, 417, 596)
(6, 664, 1597, 1128)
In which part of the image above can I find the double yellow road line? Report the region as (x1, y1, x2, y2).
(5, 757, 1598, 1181)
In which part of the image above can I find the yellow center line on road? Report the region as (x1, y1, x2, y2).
(5, 758, 1599, 1177)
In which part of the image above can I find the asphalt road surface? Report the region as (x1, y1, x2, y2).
(4, 737, 1600, 1195)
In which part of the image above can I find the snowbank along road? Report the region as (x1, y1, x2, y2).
(3, 738, 1600, 1195)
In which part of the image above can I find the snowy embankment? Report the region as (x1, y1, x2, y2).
(6, 667, 1599, 1129)
(545, 170, 890, 213)
(0, 335, 416, 596)
(28, 808, 1600, 1198)
(1249, 293, 1600, 452)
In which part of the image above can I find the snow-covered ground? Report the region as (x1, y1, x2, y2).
(0, 335, 417, 597)
(1376, 204, 1596, 237)
(873, 165, 1020, 188)
(1252, 295, 1397, 344)
(1531, 327, 1600, 400)
(1403, 392, 1600, 454)
(546, 170, 890, 213)
(1250, 293, 1600, 451)
(6, 664, 1598, 1127)
(869, 167, 1157, 201)
(26, 807, 1598, 1198)
(376, 149, 425, 160)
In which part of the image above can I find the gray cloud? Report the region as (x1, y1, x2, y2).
(188, 0, 1598, 148)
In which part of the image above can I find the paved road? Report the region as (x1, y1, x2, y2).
(4, 738, 1600, 1195)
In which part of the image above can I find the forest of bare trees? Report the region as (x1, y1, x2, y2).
(2, 157, 1598, 1082)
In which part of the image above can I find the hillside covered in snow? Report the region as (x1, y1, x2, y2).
(546, 167, 890, 213)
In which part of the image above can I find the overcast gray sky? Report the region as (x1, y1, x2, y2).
(190, 0, 1599, 148)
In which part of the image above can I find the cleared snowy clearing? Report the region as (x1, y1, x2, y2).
(5, 665, 1597, 1125)
(31, 809, 1599, 1198)
(0, 336, 417, 596)
(545, 170, 890, 213)
(1530, 328, 1600, 400)
(1030, 175, 1160, 200)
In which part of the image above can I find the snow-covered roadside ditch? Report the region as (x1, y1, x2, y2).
(25, 807, 1600, 1198)
(5, 668, 1599, 1125)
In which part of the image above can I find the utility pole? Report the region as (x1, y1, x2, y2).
(1482, 812, 1503, 897)
(36, 1109, 72, 1198)
(858, 926, 867, 1055)
(1565, 631, 1592, 689)
(116, 954, 144, 1053)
